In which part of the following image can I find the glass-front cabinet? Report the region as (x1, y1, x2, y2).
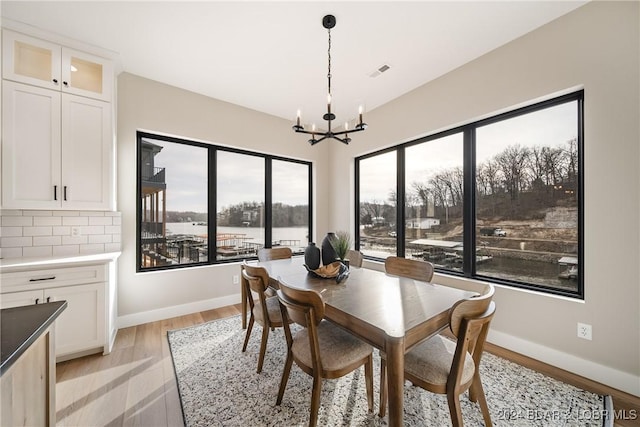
(2, 29, 112, 101)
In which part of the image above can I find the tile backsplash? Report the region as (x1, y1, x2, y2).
(0, 210, 121, 259)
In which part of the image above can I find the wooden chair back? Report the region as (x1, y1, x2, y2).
(449, 283, 494, 337)
(242, 263, 271, 293)
(276, 279, 325, 327)
(241, 262, 272, 312)
(384, 256, 434, 282)
(257, 247, 292, 261)
(347, 249, 364, 268)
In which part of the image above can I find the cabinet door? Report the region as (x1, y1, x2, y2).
(61, 94, 113, 210)
(45, 283, 105, 357)
(2, 29, 62, 91)
(0, 290, 44, 309)
(61, 48, 113, 102)
(1, 81, 62, 209)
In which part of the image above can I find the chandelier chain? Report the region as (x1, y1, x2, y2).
(327, 28, 332, 95)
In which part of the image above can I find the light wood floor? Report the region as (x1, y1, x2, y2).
(55, 303, 640, 426)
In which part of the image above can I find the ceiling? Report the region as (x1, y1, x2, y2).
(1, 1, 587, 128)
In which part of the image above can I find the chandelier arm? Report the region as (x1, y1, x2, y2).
(332, 135, 350, 145)
(331, 127, 365, 137)
(313, 135, 329, 144)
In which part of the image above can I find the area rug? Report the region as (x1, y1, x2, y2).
(168, 316, 612, 427)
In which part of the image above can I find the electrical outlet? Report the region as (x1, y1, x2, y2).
(232, 275, 239, 285)
(71, 227, 81, 237)
(577, 323, 592, 340)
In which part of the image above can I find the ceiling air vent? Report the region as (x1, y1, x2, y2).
(369, 63, 391, 78)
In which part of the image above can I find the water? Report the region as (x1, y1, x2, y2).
(362, 239, 577, 292)
(477, 256, 578, 292)
(165, 223, 308, 249)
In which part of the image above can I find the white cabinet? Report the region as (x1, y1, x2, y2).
(44, 283, 105, 357)
(2, 81, 61, 209)
(2, 29, 113, 101)
(0, 261, 115, 361)
(1, 27, 115, 211)
(2, 81, 113, 210)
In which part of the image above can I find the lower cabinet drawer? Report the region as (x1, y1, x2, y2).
(0, 264, 106, 291)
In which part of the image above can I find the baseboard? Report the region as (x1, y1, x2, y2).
(117, 293, 241, 329)
(488, 329, 640, 397)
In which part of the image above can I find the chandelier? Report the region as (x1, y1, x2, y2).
(293, 15, 367, 145)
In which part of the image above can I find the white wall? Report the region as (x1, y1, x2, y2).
(116, 74, 330, 326)
(328, 1, 639, 395)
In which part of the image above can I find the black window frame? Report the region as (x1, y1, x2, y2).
(136, 131, 313, 272)
(355, 91, 584, 298)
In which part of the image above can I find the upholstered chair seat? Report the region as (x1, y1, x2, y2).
(291, 321, 372, 374)
(403, 335, 475, 387)
(254, 296, 285, 325)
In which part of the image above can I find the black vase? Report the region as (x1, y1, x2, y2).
(321, 232, 338, 266)
(304, 242, 321, 270)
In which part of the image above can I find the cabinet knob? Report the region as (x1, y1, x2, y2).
(53, 79, 58, 84)
(63, 81, 69, 86)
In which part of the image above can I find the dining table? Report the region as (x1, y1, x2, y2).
(241, 256, 477, 427)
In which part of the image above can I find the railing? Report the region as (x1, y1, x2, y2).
(142, 167, 165, 183)
(142, 221, 164, 235)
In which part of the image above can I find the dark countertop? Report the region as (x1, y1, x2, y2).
(1, 301, 67, 375)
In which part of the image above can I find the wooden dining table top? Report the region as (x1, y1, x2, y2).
(256, 256, 477, 350)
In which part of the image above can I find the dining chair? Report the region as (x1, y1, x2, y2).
(241, 262, 290, 373)
(257, 246, 293, 261)
(384, 256, 434, 282)
(347, 249, 364, 268)
(379, 284, 496, 427)
(257, 247, 292, 293)
(276, 278, 374, 427)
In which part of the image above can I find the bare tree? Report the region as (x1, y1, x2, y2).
(564, 137, 578, 184)
(412, 181, 431, 217)
(496, 144, 531, 201)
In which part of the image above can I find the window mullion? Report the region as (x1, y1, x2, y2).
(209, 148, 217, 264)
(265, 157, 272, 248)
(397, 147, 405, 257)
(463, 127, 475, 276)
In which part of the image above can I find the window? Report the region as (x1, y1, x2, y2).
(405, 132, 464, 272)
(139, 137, 208, 268)
(356, 150, 397, 259)
(216, 150, 265, 261)
(355, 91, 583, 298)
(475, 101, 579, 292)
(137, 132, 312, 271)
(272, 159, 311, 254)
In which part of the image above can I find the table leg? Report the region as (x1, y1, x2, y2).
(386, 336, 404, 427)
(240, 267, 247, 329)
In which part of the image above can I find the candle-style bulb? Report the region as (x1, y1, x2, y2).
(296, 109, 301, 127)
(345, 122, 349, 130)
(312, 123, 316, 132)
